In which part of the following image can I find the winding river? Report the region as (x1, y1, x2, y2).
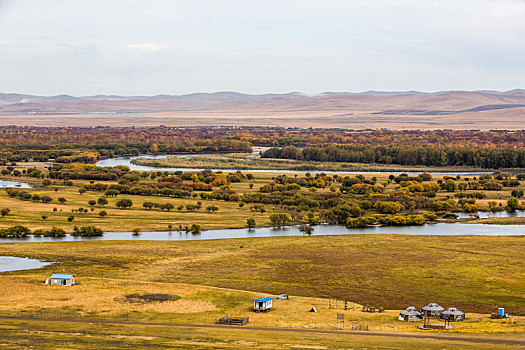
(95, 155, 492, 175)
(0, 222, 523, 243)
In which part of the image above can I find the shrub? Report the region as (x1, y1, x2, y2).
(116, 198, 133, 209)
(269, 213, 291, 228)
(442, 212, 458, 219)
(33, 227, 66, 237)
(425, 213, 438, 221)
(0, 225, 31, 237)
(377, 202, 403, 214)
(191, 223, 202, 234)
(72, 225, 103, 236)
(346, 216, 376, 228)
(378, 215, 425, 226)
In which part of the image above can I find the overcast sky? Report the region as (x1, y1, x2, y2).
(0, 0, 524, 96)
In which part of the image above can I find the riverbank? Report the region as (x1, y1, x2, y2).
(464, 217, 525, 225)
(2, 163, 525, 234)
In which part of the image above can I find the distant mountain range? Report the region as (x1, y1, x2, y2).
(0, 89, 524, 129)
(1, 89, 525, 106)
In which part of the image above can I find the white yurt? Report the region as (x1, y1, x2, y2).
(398, 306, 423, 321)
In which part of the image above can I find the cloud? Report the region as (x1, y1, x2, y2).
(124, 43, 166, 53)
(0, 0, 523, 95)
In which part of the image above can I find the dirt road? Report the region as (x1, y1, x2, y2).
(1, 316, 523, 346)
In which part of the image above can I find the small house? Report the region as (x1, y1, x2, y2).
(422, 302, 445, 317)
(440, 307, 465, 321)
(45, 274, 75, 286)
(253, 297, 273, 312)
(398, 306, 423, 321)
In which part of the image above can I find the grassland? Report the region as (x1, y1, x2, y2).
(0, 235, 523, 316)
(3, 319, 524, 350)
(2, 101, 525, 131)
(0, 172, 280, 231)
(0, 165, 524, 347)
(0, 235, 524, 349)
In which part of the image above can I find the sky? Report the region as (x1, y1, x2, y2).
(0, 0, 524, 96)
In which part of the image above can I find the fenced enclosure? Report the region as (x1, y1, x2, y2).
(217, 315, 249, 325)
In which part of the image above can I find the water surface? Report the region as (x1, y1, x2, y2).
(0, 223, 523, 243)
(0, 180, 32, 188)
(456, 211, 525, 219)
(0, 256, 50, 272)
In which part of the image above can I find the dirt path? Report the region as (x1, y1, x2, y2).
(1, 316, 523, 346)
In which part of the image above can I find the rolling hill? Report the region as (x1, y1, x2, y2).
(0, 90, 524, 129)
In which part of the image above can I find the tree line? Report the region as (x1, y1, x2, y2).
(262, 145, 525, 169)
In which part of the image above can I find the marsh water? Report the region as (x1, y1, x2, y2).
(0, 180, 32, 188)
(0, 256, 50, 272)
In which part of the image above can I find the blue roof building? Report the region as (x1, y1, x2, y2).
(254, 297, 273, 312)
(50, 274, 74, 279)
(46, 273, 75, 286)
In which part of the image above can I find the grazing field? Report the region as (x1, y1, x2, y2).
(0, 182, 261, 231)
(0, 172, 282, 231)
(2, 319, 523, 350)
(0, 235, 523, 316)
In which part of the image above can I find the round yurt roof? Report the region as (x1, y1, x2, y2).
(441, 307, 464, 316)
(422, 303, 444, 311)
(400, 306, 422, 316)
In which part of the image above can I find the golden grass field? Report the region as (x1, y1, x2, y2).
(0, 234, 523, 317)
(2, 318, 523, 349)
(0, 273, 523, 334)
(0, 236, 524, 349)
(2, 107, 525, 130)
(0, 171, 281, 231)
(0, 275, 371, 329)
(0, 166, 524, 348)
